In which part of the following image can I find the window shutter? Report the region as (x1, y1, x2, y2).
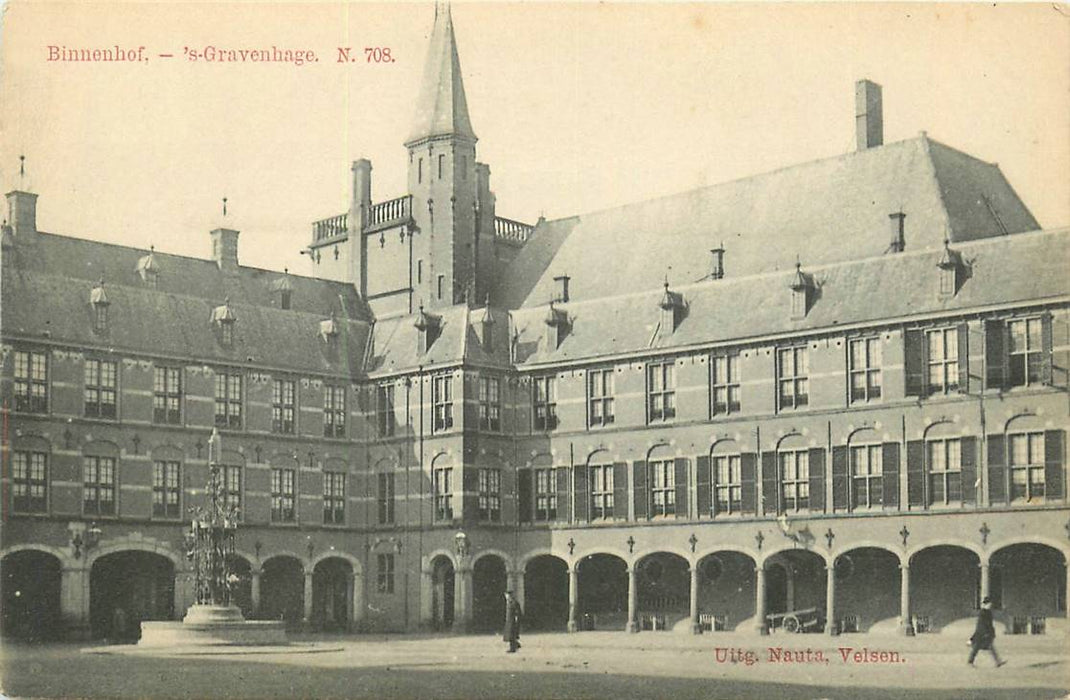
(761, 452, 778, 516)
(960, 437, 978, 504)
(904, 328, 926, 396)
(1041, 313, 1054, 386)
(957, 323, 971, 394)
(674, 457, 688, 518)
(1052, 312, 1070, 390)
(613, 462, 628, 520)
(555, 467, 570, 522)
(633, 460, 648, 520)
(463, 467, 479, 524)
(1044, 429, 1065, 500)
(573, 465, 589, 522)
(740, 453, 757, 514)
(831, 446, 848, 511)
(985, 320, 1007, 390)
(882, 442, 900, 509)
(518, 469, 532, 523)
(808, 448, 825, 512)
(696, 455, 712, 517)
(906, 440, 925, 508)
(987, 434, 1006, 504)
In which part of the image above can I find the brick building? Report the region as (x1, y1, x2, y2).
(2, 4, 1067, 641)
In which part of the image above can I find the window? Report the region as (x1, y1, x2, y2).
(647, 362, 676, 422)
(850, 445, 883, 508)
(588, 368, 615, 427)
(214, 371, 243, 429)
(83, 456, 116, 516)
(928, 439, 962, 505)
(477, 468, 501, 522)
(417, 259, 423, 285)
(479, 377, 501, 431)
(222, 465, 242, 511)
(418, 157, 423, 184)
(377, 472, 395, 524)
(220, 320, 234, 346)
(714, 455, 742, 514)
(432, 375, 453, 432)
(711, 353, 740, 416)
(650, 460, 676, 516)
(12, 451, 47, 513)
(849, 338, 882, 403)
(780, 450, 810, 512)
(533, 376, 557, 431)
(376, 384, 396, 438)
(590, 464, 614, 519)
(270, 468, 296, 522)
(324, 385, 346, 437)
(13, 350, 48, 413)
(152, 461, 181, 519)
(377, 553, 395, 594)
(433, 466, 453, 520)
(1008, 318, 1043, 388)
(154, 366, 182, 424)
(84, 359, 117, 419)
(94, 304, 109, 334)
(438, 154, 445, 179)
(280, 290, 292, 310)
(437, 274, 444, 300)
(1009, 432, 1045, 501)
(534, 468, 557, 521)
(272, 379, 296, 434)
(323, 472, 346, 524)
(777, 347, 809, 410)
(927, 329, 960, 394)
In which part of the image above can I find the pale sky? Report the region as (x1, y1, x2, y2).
(1, 2, 1067, 276)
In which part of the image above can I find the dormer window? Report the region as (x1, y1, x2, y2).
(478, 297, 495, 353)
(90, 279, 110, 334)
(415, 305, 442, 354)
(937, 240, 964, 298)
(544, 302, 570, 350)
(271, 273, 294, 310)
(658, 282, 685, 336)
(789, 262, 813, 320)
(211, 298, 237, 347)
(136, 246, 160, 288)
(320, 314, 340, 343)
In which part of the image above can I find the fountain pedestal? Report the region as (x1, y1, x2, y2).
(138, 605, 286, 647)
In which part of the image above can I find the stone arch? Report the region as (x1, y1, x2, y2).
(0, 543, 73, 569)
(422, 548, 457, 571)
(644, 442, 672, 462)
(311, 550, 363, 576)
(908, 543, 982, 632)
(523, 553, 568, 631)
(89, 549, 175, 639)
(573, 547, 629, 567)
(758, 546, 830, 568)
(150, 443, 185, 461)
(907, 540, 984, 565)
(472, 552, 509, 632)
(695, 549, 757, 631)
(1003, 411, 1044, 434)
(695, 545, 757, 566)
(833, 545, 903, 633)
(990, 536, 1070, 561)
(575, 551, 628, 631)
(260, 554, 305, 627)
(634, 550, 690, 630)
(761, 548, 828, 627)
(2, 548, 63, 639)
(83, 439, 120, 457)
(429, 552, 456, 631)
(835, 541, 906, 567)
(921, 418, 959, 441)
(312, 556, 354, 632)
(774, 431, 808, 451)
(472, 548, 513, 570)
(87, 539, 183, 570)
(518, 548, 557, 571)
(988, 541, 1067, 630)
(584, 448, 610, 466)
(634, 545, 692, 567)
(230, 549, 258, 569)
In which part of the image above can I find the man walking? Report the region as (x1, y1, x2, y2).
(503, 590, 522, 653)
(968, 597, 1006, 667)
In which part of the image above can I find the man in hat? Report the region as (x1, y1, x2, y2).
(968, 597, 1005, 667)
(503, 590, 523, 653)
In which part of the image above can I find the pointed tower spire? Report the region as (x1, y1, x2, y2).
(406, 2, 476, 147)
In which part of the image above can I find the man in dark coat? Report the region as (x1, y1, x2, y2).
(968, 597, 1005, 667)
(503, 590, 522, 653)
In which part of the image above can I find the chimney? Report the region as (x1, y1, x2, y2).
(710, 245, 725, 280)
(888, 212, 906, 253)
(210, 228, 240, 272)
(553, 275, 570, 303)
(6, 190, 38, 238)
(350, 159, 373, 230)
(855, 79, 883, 151)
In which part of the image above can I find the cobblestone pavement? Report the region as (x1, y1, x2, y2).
(2, 631, 1068, 699)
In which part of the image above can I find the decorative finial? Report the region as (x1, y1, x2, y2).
(795, 255, 802, 271)
(222, 197, 228, 217)
(19, 155, 25, 180)
(283, 267, 288, 275)
(149, 244, 155, 253)
(484, 292, 491, 308)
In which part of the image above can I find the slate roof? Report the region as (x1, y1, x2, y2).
(508, 228, 1069, 367)
(2, 232, 372, 376)
(406, 3, 476, 146)
(496, 135, 1040, 309)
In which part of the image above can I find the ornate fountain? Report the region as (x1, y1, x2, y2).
(139, 428, 285, 647)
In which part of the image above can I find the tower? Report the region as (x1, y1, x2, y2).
(405, 2, 493, 309)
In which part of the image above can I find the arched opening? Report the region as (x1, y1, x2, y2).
(431, 555, 455, 631)
(313, 557, 352, 632)
(636, 552, 689, 631)
(834, 547, 900, 633)
(576, 553, 627, 630)
(910, 545, 980, 632)
(1, 550, 62, 640)
(524, 555, 568, 631)
(260, 556, 304, 628)
(764, 550, 826, 633)
(90, 550, 175, 641)
(226, 555, 253, 619)
(472, 555, 508, 633)
(990, 543, 1067, 635)
(695, 551, 755, 631)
